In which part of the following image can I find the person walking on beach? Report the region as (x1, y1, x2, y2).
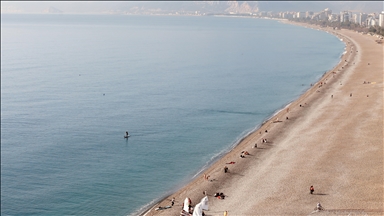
(310, 185, 315, 194)
(171, 197, 175, 206)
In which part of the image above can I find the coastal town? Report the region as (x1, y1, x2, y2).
(256, 8, 384, 37)
(163, 8, 384, 37)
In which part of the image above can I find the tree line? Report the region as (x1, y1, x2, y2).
(289, 17, 384, 36)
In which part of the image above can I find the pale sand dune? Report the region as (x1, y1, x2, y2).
(143, 23, 383, 216)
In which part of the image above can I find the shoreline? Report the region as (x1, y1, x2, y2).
(136, 20, 351, 216)
(136, 20, 344, 216)
(138, 20, 383, 216)
(136, 102, 299, 216)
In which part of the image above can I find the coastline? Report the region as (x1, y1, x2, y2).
(138, 20, 383, 216)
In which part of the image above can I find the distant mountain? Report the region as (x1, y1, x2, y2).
(43, 6, 63, 14)
(225, 1, 259, 14)
(256, 2, 329, 12)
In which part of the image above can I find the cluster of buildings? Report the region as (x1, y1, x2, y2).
(256, 9, 384, 28)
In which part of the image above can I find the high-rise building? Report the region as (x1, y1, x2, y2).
(329, 14, 339, 22)
(318, 12, 327, 21)
(379, 11, 384, 27)
(361, 13, 368, 26)
(324, 8, 332, 16)
(306, 11, 314, 18)
(353, 13, 361, 24)
(296, 12, 306, 18)
(366, 17, 376, 27)
(340, 11, 350, 22)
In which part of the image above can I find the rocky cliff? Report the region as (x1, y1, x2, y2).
(225, 1, 259, 14)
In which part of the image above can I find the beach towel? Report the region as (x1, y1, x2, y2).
(200, 196, 208, 210)
(192, 203, 203, 216)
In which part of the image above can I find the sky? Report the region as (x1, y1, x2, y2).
(1, 1, 383, 15)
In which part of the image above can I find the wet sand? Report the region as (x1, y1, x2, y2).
(142, 22, 383, 216)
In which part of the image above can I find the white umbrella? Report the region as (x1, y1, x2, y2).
(192, 202, 203, 216)
(183, 197, 190, 212)
(200, 196, 209, 210)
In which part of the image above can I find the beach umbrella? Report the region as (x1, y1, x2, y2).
(200, 196, 208, 210)
(192, 202, 203, 216)
(183, 197, 190, 212)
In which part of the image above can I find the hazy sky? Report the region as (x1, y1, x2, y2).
(1, 1, 383, 14)
(1, 1, 132, 14)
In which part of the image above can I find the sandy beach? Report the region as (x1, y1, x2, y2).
(142, 21, 383, 216)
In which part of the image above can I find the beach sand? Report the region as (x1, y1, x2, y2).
(142, 22, 383, 216)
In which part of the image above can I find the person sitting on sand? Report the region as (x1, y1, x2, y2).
(180, 209, 192, 216)
(204, 174, 210, 181)
(316, 202, 323, 210)
(214, 192, 225, 199)
(224, 166, 228, 173)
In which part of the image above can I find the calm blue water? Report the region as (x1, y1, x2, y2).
(1, 14, 344, 216)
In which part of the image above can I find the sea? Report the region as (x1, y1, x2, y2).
(1, 14, 344, 216)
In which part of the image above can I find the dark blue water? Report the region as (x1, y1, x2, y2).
(1, 14, 344, 216)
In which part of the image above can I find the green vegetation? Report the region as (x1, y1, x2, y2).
(289, 17, 384, 36)
(368, 26, 384, 36)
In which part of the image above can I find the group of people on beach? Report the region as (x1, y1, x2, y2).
(150, 26, 375, 216)
(170, 114, 324, 216)
(175, 104, 323, 216)
(240, 151, 249, 158)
